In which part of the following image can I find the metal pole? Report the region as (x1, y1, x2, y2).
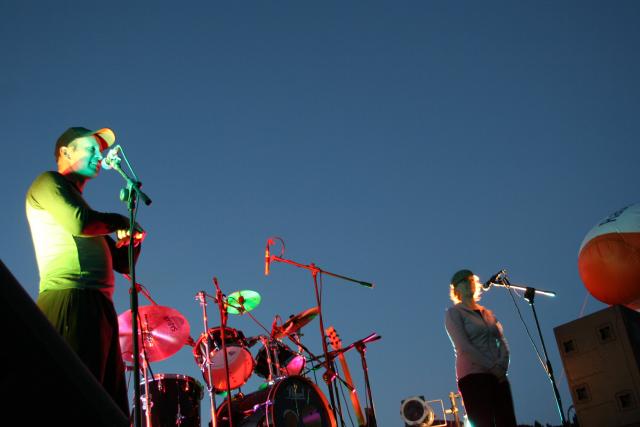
(525, 288, 567, 426)
(196, 291, 218, 427)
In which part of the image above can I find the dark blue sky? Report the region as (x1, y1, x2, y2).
(2, 2, 639, 425)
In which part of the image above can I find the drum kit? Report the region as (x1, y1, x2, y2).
(118, 289, 340, 426)
(118, 239, 379, 427)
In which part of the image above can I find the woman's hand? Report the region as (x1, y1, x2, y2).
(489, 364, 508, 383)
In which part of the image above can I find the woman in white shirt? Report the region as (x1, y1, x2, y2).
(445, 269, 517, 427)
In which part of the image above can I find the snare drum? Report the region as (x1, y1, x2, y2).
(138, 373, 203, 427)
(254, 340, 306, 379)
(193, 326, 254, 392)
(216, 375, 336, 427)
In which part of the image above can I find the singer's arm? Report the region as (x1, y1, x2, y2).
(27, 172, 130, 236)
(106, 235, 141, 274)
(495, 320, 510, 372)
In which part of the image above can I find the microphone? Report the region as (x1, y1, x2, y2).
(264, 241, 271, 276)
(483, 269, 506, 291)
(101, 145, 121, 170)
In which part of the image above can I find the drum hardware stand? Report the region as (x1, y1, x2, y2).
(110, 146, 152, 427)
(269, 341, 284, 379)
(212, 277, 235, 427)
(286, 332, 323, 373)
(196, 291, 219, 427)
(140, 353, 152, 427)
(489, 271, 566, 426)
(258, 336, 277, 382)
(290, 331, 304, 355)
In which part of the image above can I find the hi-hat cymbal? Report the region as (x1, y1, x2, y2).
(273, 306, 319, 339)
(226, 290, 261, 315)
(118, 305, 190, 363)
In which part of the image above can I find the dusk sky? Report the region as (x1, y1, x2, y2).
(2, 2, 639, 425)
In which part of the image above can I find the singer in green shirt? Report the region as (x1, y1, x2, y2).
(26, 127, 144, 415)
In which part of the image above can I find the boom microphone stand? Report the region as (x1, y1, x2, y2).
(109, 147, 151, 427)
(265, 238, 374, 424)
(490, 272, 566, 426)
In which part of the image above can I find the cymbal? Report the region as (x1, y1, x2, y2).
(273, 306, 319, 339)
(226, 290, 261, 315)
(118, 305, 190, 363)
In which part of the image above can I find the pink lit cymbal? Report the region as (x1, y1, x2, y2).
(118, 305, 190, 363)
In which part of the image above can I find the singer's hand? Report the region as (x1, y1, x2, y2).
(110, 213, 132, 230)
(115, 226, 146, 248)
(489, 365, 508, 383)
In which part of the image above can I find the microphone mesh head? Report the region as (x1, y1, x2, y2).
(100, 157, 112, 170)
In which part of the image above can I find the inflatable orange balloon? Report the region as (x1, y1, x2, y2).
(578, 203, 640, 310)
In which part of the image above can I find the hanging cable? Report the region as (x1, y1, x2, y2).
(334, 362, 356, 427)
(506, 287, 548, 373)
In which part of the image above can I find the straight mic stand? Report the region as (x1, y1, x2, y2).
(355, 341, 379, 427)
(111, 150, 151, 427)
(196, 291, 218, 427)
(323, 333, 381, 427)
(270, 254, 373, 425)
(500, 276, 567, 426)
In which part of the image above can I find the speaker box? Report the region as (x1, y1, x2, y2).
(0, 260, 128, 426)
(554, 304, 640, 427)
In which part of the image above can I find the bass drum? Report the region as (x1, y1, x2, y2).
(216, 376, 336, 427)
